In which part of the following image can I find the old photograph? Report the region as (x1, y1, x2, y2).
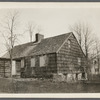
(0, 3, 99, 95)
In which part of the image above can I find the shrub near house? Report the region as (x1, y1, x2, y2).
(1, 32, 87, 82)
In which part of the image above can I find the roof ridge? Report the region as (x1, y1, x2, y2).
(30, 32, 73, 56)
(14, 32, 72, 47)
(2, 32, 73, 58)
(43, 32, 72, 40)
(14, 41, 38, 48)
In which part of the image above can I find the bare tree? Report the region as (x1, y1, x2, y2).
(37, 25, 43, 33)
(0, 10, 20, 77)
(70, 22, 94, 60)
(93, 37, 100, 70)
(24, 22, 36, 42)
(24, 22, 43, 42)
(70, 22, 83, 47)
(93, 37, 100, 56)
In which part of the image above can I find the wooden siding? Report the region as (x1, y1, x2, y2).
(0, 59, 11, 77)
(57, 34, 86, 74)
(21, 53, 57, 77)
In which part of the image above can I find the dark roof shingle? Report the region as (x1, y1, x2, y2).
(2, 32, 72, 59)
(30, 32, 72, 56)
(2, 42, 37, 59)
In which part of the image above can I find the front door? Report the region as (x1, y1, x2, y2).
(12, 60, 16, 75)
(16, 60, 21, 76)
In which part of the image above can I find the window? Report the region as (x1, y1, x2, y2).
(94, 60, 97, 65)
(16, 60, 21, 73)
(68, 40, 71, 48)
(31, 58, 35, 67)
(78, 57, 81, 66)
(21, 59, 24, 68)
(82, 73, 85, 79)
(40, 55, 48, 67)
(95, 68, 99, 74)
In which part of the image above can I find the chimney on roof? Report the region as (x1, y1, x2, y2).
(35, 33, 44, 42)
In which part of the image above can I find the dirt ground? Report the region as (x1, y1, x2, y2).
(0, 78, 100, 93)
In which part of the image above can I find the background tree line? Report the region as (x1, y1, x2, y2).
(69, 22, 100, 75)
(0, 10, 43, 77)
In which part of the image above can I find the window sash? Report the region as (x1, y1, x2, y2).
(40, 55, 48, 67)
(21, 59, 24, 68)
(31, 58, 35, 67)
(68, 40, 71, 48)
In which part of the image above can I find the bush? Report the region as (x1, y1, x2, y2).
(21, 72, 53, 79)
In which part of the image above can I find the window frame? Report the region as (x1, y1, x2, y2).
(21, 59, 24, 68)
(68, 39, 71, 48)
(39, 55, 48, 67)
(94, 60, 97, 65)
(31, 57, 36, 67)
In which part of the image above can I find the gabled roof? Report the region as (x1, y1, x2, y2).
(2, 32, 72, 59)
(30, 32, 72, 56)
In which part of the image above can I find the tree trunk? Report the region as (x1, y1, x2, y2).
(4, 61, 5, 77)
(10, 49, 13, 77)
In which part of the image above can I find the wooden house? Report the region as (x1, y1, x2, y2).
(90, 54, 100, 75)
(1, 32, 87, 81)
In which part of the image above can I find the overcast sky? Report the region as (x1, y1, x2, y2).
(0, 3, 100, 56)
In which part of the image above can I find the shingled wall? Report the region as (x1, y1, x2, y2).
(0, 59, 11, 77)
(21, 53, 57, 78)
(57, 34, 86, 74)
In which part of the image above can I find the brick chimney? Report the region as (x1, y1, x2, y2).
(35, 33, 44, 42)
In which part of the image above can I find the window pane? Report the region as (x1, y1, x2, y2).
(68, 40, 71, 48)
(31, 58, 35, 67)
(16, 60, 21, 73)
(40, 55, 47, 67)
(40, 56, 45, 67)
(21, 59, 24, 68)
(94, 60, 97, 65)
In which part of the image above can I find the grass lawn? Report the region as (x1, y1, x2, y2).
(0, 78, 100, 93)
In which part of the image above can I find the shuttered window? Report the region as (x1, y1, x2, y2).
(31, 58, 35, 67)
(40, 55, 48, 67)
(21, 59, 24, 68)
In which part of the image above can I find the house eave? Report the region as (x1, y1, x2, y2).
(0, 57, 10, 60)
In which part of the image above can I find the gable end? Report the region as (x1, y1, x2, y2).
(56, 32, 73, 53)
